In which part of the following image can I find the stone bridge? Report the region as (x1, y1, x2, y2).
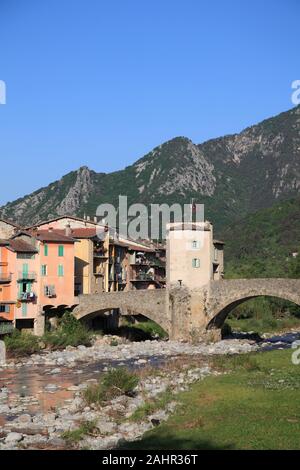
(73, 279, 300, 342)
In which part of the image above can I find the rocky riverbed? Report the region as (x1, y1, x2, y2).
(0, 331, 299, 450)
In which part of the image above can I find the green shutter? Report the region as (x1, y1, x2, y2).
(58, 245, 64, 257)
(58, 265, 64, 277)
(22, 263, 28, 277)
(44, 244, 48, 256)
(22, 303, 27, 317)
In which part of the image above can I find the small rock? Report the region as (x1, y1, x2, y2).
(5, 432, 23, 444)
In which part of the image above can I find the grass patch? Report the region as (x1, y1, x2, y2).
(227, 316, 300, 335)
(131, 321, 168, 339)
(61, 420, 97, 445)
(4, 330, 41, 356)
(121, 320, 168, 340)
(212, 353, 261, 372)
(131, 387, 174, 422)
(43, 312, 93, 349)
(120, 349, 300, 450)
(83, 367, 139, 406)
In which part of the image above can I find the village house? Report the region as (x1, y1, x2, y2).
(0, 218, 20, 240)
(29, 215, 166, 294)
(0, 230, 76, 335)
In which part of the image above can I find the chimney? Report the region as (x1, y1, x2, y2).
(65, 223, 72, 237)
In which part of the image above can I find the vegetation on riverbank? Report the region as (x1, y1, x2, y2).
(83, 367, 139, 406)
(226, 297, 300, 335)
(121, 349, 300, 450)
(5, 312, 93, 356)
(43, 312, 93, 349)
(4, 330, 41, 356)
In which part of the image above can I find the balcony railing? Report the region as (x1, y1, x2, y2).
(132, 273, 155, 282)
(0, 274, 11, 283)
(18, 271, 37, 282)
(17, 292, 36, 302)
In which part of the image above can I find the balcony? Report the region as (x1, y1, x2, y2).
(131, 273, 155, 282)
(0, 273, 11, 283)
(18, 292, 36, 302)
(18, 271, 37, 282)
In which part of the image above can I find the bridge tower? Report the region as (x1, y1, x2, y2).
(166, 222, 224, 289)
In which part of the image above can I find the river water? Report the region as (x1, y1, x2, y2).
(1, 331, 299, 426)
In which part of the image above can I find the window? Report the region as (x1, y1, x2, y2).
(192, 258, 200, 268)
(17, 253, 35, 260)
(58, 245, 64, 257)
(44, 285, 56, 297)
(41, 265, 47, 276)
(0, 305, 10, 313)
(58, 264, 64, 277)
(192, 240, 199, 249)
(44, 244, 48, 256)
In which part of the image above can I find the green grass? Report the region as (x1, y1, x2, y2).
(61, 420, 97, 445)
(83, 367, 139, 406)
(130, 387, 173, 422)
(120, 349, 300, 450)
(227, 315, 300, 335)
(130, 321, 168, 339)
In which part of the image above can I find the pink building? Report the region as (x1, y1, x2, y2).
(6, 231, 76, 335)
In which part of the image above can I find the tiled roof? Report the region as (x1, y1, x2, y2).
(45, 228, 99, 239)
(9, 239, 38, 253)
(26, 215, 106, 230)
(34, 230, 76, 243)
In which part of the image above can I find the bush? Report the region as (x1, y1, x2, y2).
(61, 420, 97, 444)
(125, 320, 168, 340)
(83, 367, 139, 405)
(4, 330, 41, 356)
(43, 312, 92, 349)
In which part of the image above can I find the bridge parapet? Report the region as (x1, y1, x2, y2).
(73, 289, 170, 334)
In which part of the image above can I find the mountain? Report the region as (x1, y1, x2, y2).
(224, 195, 300, 278)
(1, 106, 300, 231)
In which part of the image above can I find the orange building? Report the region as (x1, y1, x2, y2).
(1, 230, 76, 335)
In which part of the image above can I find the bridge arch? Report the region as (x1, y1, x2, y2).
(205, 279, 300, 330)
(73, 290, 170, 335)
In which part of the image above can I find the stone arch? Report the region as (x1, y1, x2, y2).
(206, 279, 300, 330)
(72, 290, 170, 335)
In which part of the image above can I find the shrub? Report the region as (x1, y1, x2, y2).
(4, 330, 41, 356)
(62, 420, 97, 444)
(83, 367, 139, 405)
(43, 312, 92, 349)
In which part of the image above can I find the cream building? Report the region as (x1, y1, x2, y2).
(166, 222, 224, 289)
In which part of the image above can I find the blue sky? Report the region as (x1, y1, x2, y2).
(0, 0, 299, 205)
